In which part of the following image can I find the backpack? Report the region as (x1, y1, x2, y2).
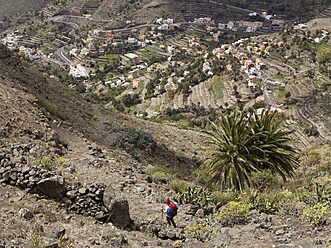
(168, 203, 177, 217)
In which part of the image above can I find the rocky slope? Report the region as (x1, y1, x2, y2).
(0, 38, 330, 248)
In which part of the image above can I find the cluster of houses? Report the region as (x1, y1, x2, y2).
(312, 30, 329, 44)
(202, 60, 214, 76)
(1, 31, 22, 50)
(155, 18, 176, 31)
(211, 37, 287, 109)
(218, 20, 263, 33)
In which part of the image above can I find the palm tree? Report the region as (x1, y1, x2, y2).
(201, 109, 299, 191)
(248, 109, 299, 182)
(201, 111, 259, 191)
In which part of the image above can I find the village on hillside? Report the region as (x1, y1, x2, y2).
(1, 6, 330, 119)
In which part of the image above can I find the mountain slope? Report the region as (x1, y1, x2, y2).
(0, 43, 201, 173)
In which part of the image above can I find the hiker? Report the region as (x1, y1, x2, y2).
(163, 199, 178, 228)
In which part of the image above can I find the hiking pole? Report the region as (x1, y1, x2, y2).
(162, 206, 166, 226)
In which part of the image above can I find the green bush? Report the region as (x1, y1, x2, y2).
(116, 127, 154, 160)
(144, 165, 175, 183)
(171, 179, 192, 193)
(215, 201, 249, 226)
(174, 186, 212, 208)
(184, 219, 216, 242)
(34, 157, 65, 170)
(249, 170, 280, 190)
(104, 122, 120, 133)
(192, 168, 217, 191)
(297, 182, 331, 206)
(244, 190, 280, 214)
(210, 191, 234, 206)
(301, 203, 329, 227)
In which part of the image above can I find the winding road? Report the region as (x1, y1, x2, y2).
(42, 0, 259, 66)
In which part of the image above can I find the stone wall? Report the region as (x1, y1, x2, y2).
(0, 142, 129, 227)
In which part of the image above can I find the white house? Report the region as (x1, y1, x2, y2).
(128, 37, 137, 44)
(157, 24, 169, 30)
(218, 23, 226, 29)
(166, 19, 174, 24)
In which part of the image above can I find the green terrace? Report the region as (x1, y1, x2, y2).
(312, 43, 331, 63)
(134, 47, 168, 61)
(211, 76, 225, 99)
(150, 44, 166, 53)
(95, 54, 120, 64)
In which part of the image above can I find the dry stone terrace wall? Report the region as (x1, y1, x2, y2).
(0, 141, 187, 240)
(0, 142, 126, 226)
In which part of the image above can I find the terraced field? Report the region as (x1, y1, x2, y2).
(317, 6, 331, 18)
(286, 99, 330, 149)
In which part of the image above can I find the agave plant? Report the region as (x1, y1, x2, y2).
(174, 186, 212, 208)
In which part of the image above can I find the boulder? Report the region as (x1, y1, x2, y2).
(108, 197, 131, 228)
(290, 238, 315, 248)
(36, 176, 66, 199)
(44, 226, 66, 240)
(173, 240, 183, 248)
(166, 230, 177, 240)
(103, 186, 131, 228)
(211, 233, 230, 247)
(103, 185, 115, 207)
(42, 238, 58, 248)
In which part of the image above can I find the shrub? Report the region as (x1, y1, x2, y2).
(171, 179, 192, 193)
(281, 202, 304, 217)
(174, 186, 212, 208)
(297, 182, 331, 206)
(249, 170, 280, 191)
(144, 165, 175, 183)
(210, 191, 234, 206)
(184, 219, 216, 242)
(215, 201, 249, 226)
(104, 122, 120, 133)
(250, 195, 280, 214)
(244, 191, 280, 214)
(116, 127, 154, 160)
(192, 168, 218, 191)
(36, 98, 66, 120)
(301, 203, 329, 227)
(34, 157, 65, 170)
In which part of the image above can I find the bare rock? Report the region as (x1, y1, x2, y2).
(289, 238, 315, 248)
(103, 185, 115, 207)
(36, 176, 66, 199)
(43, 238, 58, 248)
(78, 187, 87, 195)
(185, 204, 199, 216)
(166, 230, 176, 240)
(44, 225, 66, 240)
(19, 208, 33, 220)
(108, 197, 131, 228)
(103, 186, 131, 228)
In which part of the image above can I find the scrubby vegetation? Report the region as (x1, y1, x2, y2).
(104, 122, 155, 159)
(215, 201, 250, 226)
